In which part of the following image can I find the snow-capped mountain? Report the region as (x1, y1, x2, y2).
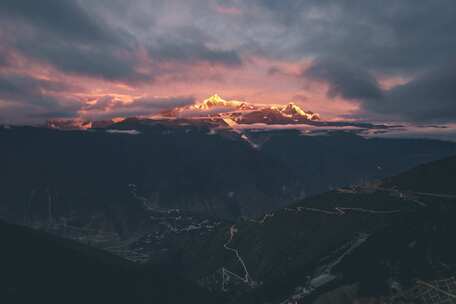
(159, 94, 320, 124)
(44, 95, 321, 131)
(189, 94, 257, 111)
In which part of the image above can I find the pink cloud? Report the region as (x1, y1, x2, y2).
(0, 48, 361, 123)
(213, 4, 242, 15)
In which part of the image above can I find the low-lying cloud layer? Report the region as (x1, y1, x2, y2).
(0, 0, 455, 123)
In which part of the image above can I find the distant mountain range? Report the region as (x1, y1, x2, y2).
(44, 94, 322, 131)
(159, 94, 321, 124)
(45, 94, 443, 150)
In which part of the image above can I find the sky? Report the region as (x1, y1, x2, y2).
(0, 0, 455, 124)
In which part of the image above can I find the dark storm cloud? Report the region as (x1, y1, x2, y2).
(306, 59, 456, 122)
(305, 58, 383, 100)
(0, 0, 242, 82)
(0, 0, 115, 43)
(0, 47, 11, 67)
(0, 74, 70, 103)
(379, 64, 456, 122)
(145, 25, 242, 67)
(14, 33, 146, 82)
(252, 0, 456, 122)
(248, 0, 456, 72)
(0, 0, 142, 82)
(0, 74, 81, 121)
(150, 41, 242, 66)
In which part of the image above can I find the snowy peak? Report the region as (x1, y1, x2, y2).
(191, 94, 257, 111)
(158, 94, 321, 124)
(200, 94, 230, 108)
(278, 103, 320, 120)
(45, 95, 320, 131)
(281, 103, 307, 116)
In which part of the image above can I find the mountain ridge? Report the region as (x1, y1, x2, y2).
(141, 154, 456, 303)
(43, 95, 321, 130)
(159, 94, 321, 123)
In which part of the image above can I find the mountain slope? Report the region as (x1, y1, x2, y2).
(0, 220, 214, 304)
(258, 130, 456, 195)
(0, 123, 297, 224)
(1, 124, 455, 239)
(384, 155, 456, 195)
(151, 154, 456, 303)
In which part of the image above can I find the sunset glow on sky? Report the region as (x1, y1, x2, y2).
(1, 0, 456, 125)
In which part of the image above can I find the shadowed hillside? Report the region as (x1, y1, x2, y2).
(145, 154, 456, 303)
(0, 220, 214, 304)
